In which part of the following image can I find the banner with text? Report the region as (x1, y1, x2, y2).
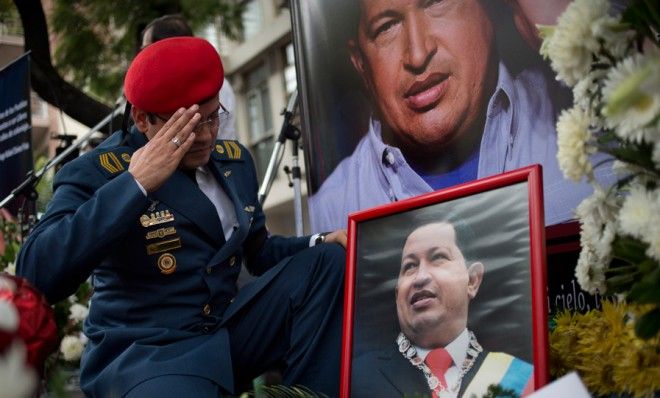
(0, 54, 33, 215)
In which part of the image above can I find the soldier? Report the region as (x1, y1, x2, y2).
(17, 37, 346, 397)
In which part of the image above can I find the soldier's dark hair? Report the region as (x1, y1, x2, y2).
(141, 14, 193, 46)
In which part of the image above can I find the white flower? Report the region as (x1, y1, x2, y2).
(5, 262, 16, 275)
(573, 69, 608, 120)
(556, 106, 595, 182)
(618, 185, 660, 260)
(0, 340, 38, 398)
(541, 0, 628, 86)
(69, 303, 89, 323)
(646, 222, 660, 261)
(618, 185, 656, 236)
(0, 300, 18, 333)
(576, 188, 619, 257)
(603, 50, 660, 143)
(60, 334, 86, 362)
(575, 246, 608, 294)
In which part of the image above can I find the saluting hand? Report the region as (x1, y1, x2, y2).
(129, 105, 201, 193)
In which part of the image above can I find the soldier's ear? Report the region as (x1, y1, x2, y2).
(467, 262, 484, 300)
(131, 107, 150, 133)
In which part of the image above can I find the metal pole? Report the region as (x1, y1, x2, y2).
(257, 90, 298, 206)
(291, 142, 303, 237)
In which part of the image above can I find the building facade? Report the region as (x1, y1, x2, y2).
(206, 0, 309, 236)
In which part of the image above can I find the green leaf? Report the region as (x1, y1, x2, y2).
(612, 236, 650, 264)
(602, 142, 657, 173)
(628, 281, 660, 304)
(634, 307, 660, 339)
(48, 0, 246, 102)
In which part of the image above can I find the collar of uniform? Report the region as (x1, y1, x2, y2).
(414, 327, 470, 369)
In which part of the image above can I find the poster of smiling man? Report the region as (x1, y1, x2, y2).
(290, 0, 616, 232)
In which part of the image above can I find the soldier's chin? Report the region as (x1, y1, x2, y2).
(182, 152, 211, 168)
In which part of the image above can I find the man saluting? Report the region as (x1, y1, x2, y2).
(17, 37, 346, 397)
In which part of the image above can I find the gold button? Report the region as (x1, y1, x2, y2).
(202, 304, 211, 316)
(206, 266, 212, 274)
(229, 256, 236, 266)
(230, 298, 235, 303)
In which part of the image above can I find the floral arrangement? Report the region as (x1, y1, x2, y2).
(1, 215, 92, 396)
(550, 300, 660, 397)
(0, 273, 58, 398)
(540, 0, 659, 339)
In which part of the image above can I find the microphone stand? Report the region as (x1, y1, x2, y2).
(0, 101, 125, 237)
(257, 90, 304, 237)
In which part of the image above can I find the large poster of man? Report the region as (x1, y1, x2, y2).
(291, 0, 616, 233)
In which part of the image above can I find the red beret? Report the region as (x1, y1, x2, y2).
(124, 37, 224, 114)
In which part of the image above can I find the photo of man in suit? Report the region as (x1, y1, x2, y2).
(352, 221, 533, 398)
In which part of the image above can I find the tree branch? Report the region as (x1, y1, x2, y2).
(13, 0, 123, 130)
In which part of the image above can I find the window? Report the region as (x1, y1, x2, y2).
(282, 43, 297, 97)
(241, 0, 263, 41)
(245, 63, 273, 178)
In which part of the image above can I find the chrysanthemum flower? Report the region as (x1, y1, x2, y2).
(60, 334, 86, 362)
(541, 0, 627, 86)
(618, 185, 660, 260)
(603, 50, 660, 144)
(556, 106, 595, 182)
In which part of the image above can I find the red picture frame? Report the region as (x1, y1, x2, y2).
(341, 165, 548, 397)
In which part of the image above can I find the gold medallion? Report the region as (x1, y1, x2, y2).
(157, 253, 177, 274)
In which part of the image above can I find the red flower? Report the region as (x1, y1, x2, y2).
(0, 273, 58, 375)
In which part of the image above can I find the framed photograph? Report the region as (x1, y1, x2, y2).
(340, 165, 548, 397)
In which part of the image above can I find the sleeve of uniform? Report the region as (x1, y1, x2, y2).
(16, 158, 148, 303)
(238, 146, 310, 276)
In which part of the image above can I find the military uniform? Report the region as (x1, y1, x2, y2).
(17, 128, 345, 397)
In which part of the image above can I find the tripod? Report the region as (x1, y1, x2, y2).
(257, 90, 304, 237)
(0, 101, 125, 237)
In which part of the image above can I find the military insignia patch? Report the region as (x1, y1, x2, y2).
(212, 140, 246, 162)
(145, 226, 177, 240)
(224, 170, 232, 178)
(146, 237, 182, 255)
(98, 152, 125, 174)
(224, 141, 242, 159)
(157, 253, 177, 274)
(140, 210, 175, 227)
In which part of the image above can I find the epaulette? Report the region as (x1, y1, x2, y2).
(94, 147, 133, 178)
(211, 140, 245, 162)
